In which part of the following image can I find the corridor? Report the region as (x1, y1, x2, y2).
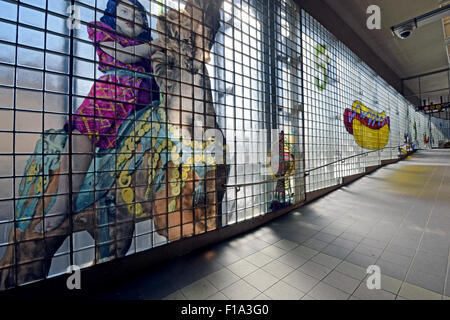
(89, 150, 450, 300)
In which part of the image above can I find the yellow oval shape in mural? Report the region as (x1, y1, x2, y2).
(353, 119, 390, 150)
(344, 101, 391, 150)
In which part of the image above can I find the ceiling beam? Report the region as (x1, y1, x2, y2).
(402, 67, 450, 81)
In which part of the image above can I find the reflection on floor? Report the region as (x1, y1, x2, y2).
(91, 149, 450, 300)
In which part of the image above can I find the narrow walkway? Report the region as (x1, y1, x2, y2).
(91, 150, 450, 300)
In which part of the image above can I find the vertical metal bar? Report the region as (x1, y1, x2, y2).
(12, 0, 21, 288)
(201, 2, 207, 235)
(299, 7, 306, 201)
(185, 0, 191, 240)
(94, 0, 108, 263)
(165, 0, 170, 240)
(231, 0, 237, 223)
(213, 7, 226, 227)
(68, 0, 75, 268)
(262, 0, 273, 211)
(288, 3, 302, 205)
(429, 112, 432, 148)
(448, 71, 450, 138)
(42, 0, 49, 277)
(269, 2, 277, 131)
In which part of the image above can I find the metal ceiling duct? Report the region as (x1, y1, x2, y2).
(391, 3, 450, 39)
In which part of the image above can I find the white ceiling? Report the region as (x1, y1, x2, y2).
(324, 0, 449, 105)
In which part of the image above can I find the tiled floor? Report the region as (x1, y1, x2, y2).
(91, 149, 450, 300)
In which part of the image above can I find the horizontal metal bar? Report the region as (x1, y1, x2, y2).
(402, 68, 450, 81)
(404, 88, 450, 97)
(223, 146, 403, 189)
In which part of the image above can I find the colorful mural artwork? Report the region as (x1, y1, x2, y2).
(315, 44, 330, 91)
(2, 0, 450, 293)
(0, 0, 229, 290)
(424, 133, 430, 144)
(399, 133, 413, 155)
(269, 132, 296, 211)
(343, 101, 391, 150)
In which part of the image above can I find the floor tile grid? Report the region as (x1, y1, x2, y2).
(202, 252, 283, 299)
(303, 230, 398, 300)
(211, 195, 395, 299)
(310, 164, 445, 299)
(291, 260, 363, 300)
(221, 242, 313, 299)
(290, 204, 402, 299)
(161, 151, 450, 301)
(249, 249, 322, 300)
(223, 249, 307, 299)
(396, 165, 449, 299)
(283, 163, 435, 299)
(221, 238, 365, 300)
(173, 240, 285, 299)
(371, 164, 448, 298)
(193, 240, 309, 299)
(369, 162, 450, 299)
(372, 165, 447, 299)
(313, 161, 438, 298)
(167, 179, 443, 300)
(336, 159, 449, 299)
(168, 253, 412, 301)
(160, 229, 304, 299)
(226, 243, 403, 300)
(366, 166, 435, 294)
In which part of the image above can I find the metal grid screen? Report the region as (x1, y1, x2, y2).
(0, 0, 449, 290)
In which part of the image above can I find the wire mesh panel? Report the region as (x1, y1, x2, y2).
(209, 0, 269, 225)
(417, 112, 429, 149)
(377, 82, 394, 161)
(0, 0, 74, 284)
(301, 10, 341, 192)
(431, 116, 447, 147)
(273, 0, 304, 208)
(1, 0, 450, 292)
(0, 0, 307, 290)
(335, 41, 364, 178)
(299, 11, 448, 192)
(302, 11, 393, 190)
(359, 65, 381, 167)
(398, 97, 409, 151)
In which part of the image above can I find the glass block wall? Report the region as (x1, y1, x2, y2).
(0, 0, 449, 290)
(301, 10, 450, 192)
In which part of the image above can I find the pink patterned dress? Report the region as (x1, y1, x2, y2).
(70, 21, 159, 150)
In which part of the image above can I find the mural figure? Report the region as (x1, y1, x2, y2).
(0, 0, 228, 290)
(50, 0, 161, 233)
(269, 131, 296, 211)
(343, 100, 390, 150)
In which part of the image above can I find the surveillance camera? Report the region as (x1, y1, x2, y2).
(391, 23, 416, 39)
(390, 4, 450, 40)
